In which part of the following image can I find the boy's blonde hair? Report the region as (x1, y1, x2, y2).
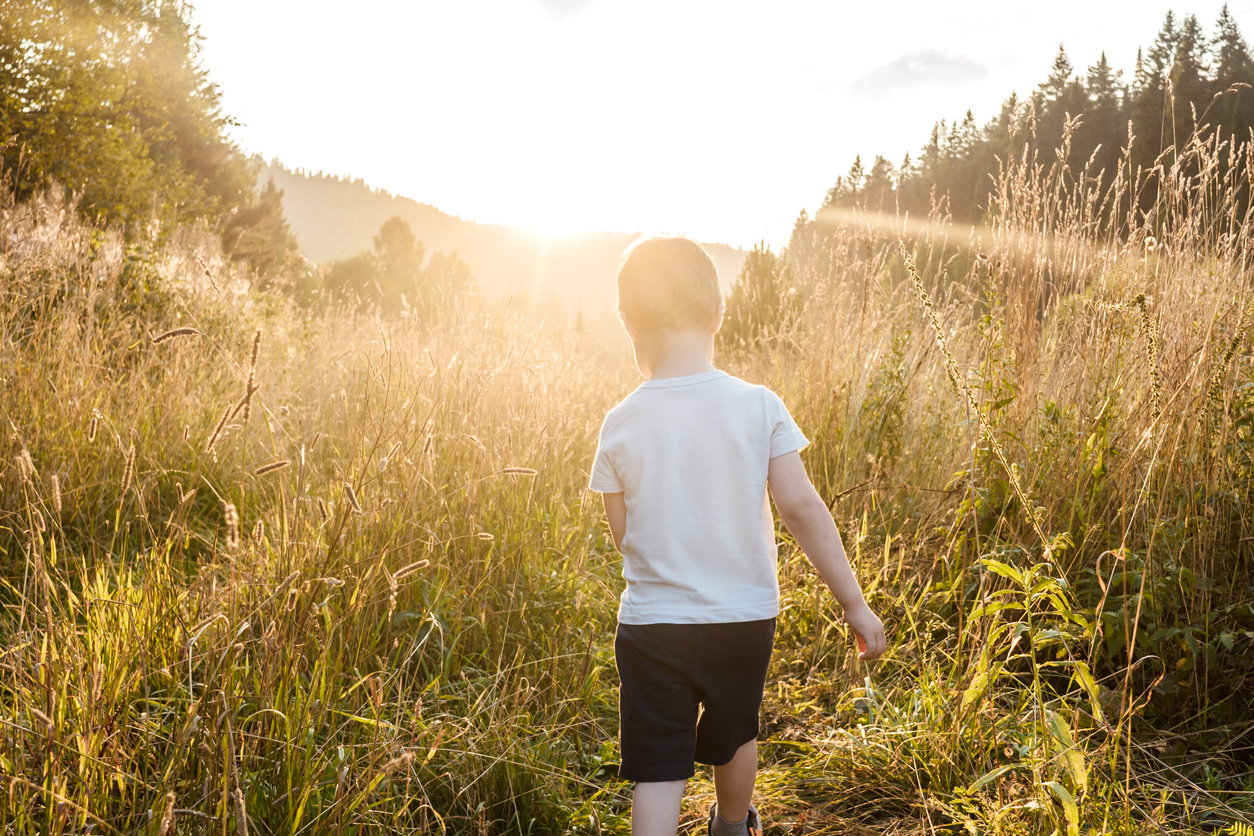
(616, 236, 721, 332)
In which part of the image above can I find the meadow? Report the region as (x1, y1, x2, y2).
(1, 122, 1253, 835)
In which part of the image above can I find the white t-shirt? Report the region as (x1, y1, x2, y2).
(589, 370, 809, 624)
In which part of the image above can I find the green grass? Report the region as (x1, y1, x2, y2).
(1, 121, 1253, 834)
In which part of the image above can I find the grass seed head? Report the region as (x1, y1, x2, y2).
(152, 327, 200, 344)
(385, 568, 398, 624)
(29, 707, 53, 731)
(1134, 293, 1162, 419)
(50, 474, 61, 514)
(242, 387, 256, 423)
(233, 787, 249, 836)
(195, 254, 221, 292)
(120, 442, 136, 495)
(15, 449, 35, 483)
(382, 750, 415, 776)
(157, 792, 175, 836)
(240, 330, 262, 422)
(394, 560, 430, 579)
(206, 403, 232, 454)
(222, 501, 240, 552)
(344, 481, 362, 513)
(255, 460, 290, 476)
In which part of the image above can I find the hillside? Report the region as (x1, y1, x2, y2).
(259, 160, 747, 317)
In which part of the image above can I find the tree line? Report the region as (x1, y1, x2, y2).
(717, 7, 1254, 350)
(325, 216, 475, 317)
(792, 5, 1254, 245)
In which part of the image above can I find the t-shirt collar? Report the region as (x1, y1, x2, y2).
(639, 370, 727, 389)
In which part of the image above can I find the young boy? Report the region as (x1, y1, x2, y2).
(589, 237, 886, 836)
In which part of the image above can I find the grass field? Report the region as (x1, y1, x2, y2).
(1, 126, 1253, 834)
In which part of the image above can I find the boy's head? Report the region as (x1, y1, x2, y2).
(616, 237, 722, 334)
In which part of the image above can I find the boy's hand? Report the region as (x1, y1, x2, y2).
(844, 601, 886, 661)
(767, 452, 888, 661)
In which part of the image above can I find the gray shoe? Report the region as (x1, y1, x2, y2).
(707, 803, 762, 836)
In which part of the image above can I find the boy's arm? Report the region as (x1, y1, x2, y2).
(602, 492, 626, 552)
(767, 451, 886, 660)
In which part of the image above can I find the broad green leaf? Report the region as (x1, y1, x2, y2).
(1045, 781, 1080, 836)
(1046, 710, 1075, 749)
(969, 601, 1013, 620)
(1031, 577, 1060, 597)
(1047, 711, 1088, 793)
(1063, 750, 1088, 793)
(981, 559, 1026, 587)
(968, 764, 1017, 791)
(1071, 661, 1106, 726)
(961, 662, 1003, 708)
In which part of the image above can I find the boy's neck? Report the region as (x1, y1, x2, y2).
(633, 327, 717, 380)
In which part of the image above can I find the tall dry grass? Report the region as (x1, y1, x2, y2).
(0, 191, 632, 833)
(747, 117, 1254, 833)
(0, 115, 1252, 835)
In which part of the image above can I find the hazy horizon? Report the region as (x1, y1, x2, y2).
(194, 1, 1247, 249)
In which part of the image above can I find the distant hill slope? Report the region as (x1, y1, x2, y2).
(259, 161, 746, 317)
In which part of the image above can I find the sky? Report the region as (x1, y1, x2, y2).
(192, 1, 1251, 249)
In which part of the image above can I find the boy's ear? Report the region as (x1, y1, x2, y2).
(618, 310, 640, 341)
(710, 301, 725, 336)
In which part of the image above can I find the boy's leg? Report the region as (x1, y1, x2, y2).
(712, 738, 756, 824)
(693, 619, 774, 835)
(632, 779, 686, 836)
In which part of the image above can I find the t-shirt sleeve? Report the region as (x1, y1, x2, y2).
(766, 390, 809, 458)
(588, 426, 624, 493)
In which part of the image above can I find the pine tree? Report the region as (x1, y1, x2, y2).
(1210, 4, 1254, 144)
(1078, 52, 1125, 178)
(1045, 45, 1075, 101)
(1087, 52, 1122, 110)
(718, 244, 794, 350)
(862, 156, 896, 213)
(1171, 14, 1211, 130)
(824, 156, 865, 207)
(222, 178, 299, 284)
(1131, 11, 1182, 172)
(1037, 46, 1090, 161)
(1147, 11, 1181, 83)
(1212, 3, 1254, 83)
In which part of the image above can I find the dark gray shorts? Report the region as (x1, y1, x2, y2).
(614, 618, 776, 783)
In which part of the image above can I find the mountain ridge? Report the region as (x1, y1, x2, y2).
(259, 160, 747, 317)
